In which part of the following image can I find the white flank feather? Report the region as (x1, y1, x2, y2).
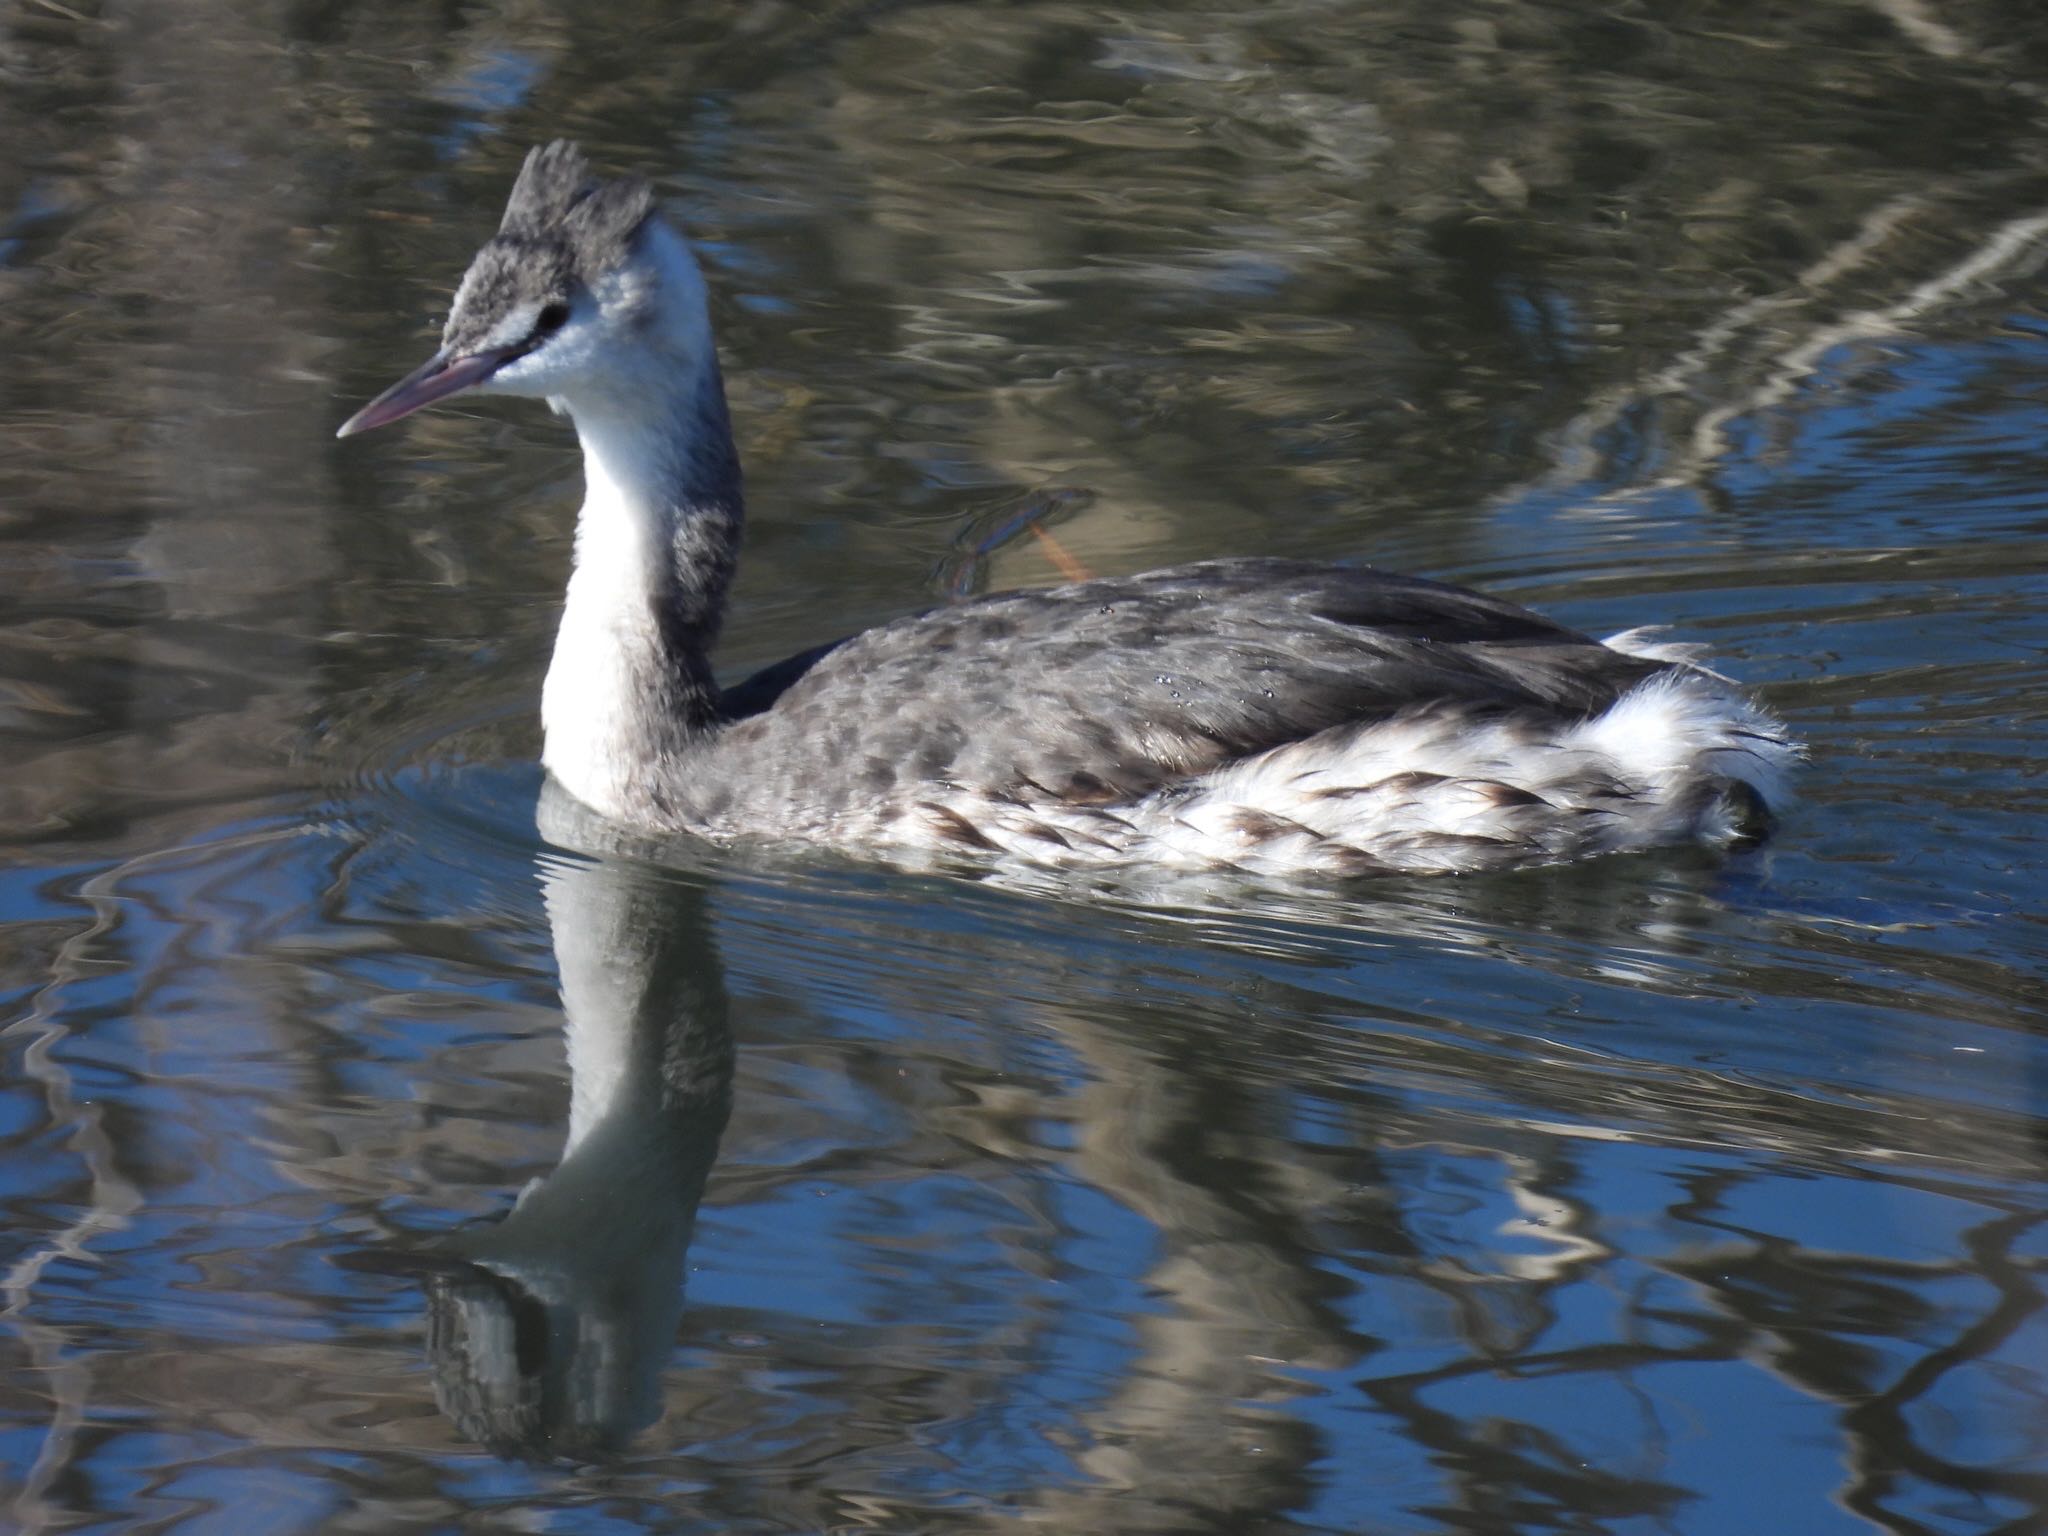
(856, 667, 1800, 879)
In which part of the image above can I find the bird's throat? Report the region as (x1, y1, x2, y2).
(540, 357, 743, 821)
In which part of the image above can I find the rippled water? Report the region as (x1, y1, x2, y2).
(4, 3, 2047, 1532)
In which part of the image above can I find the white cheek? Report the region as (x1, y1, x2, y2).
(483, 349, 563, 398)
(484, 322, 605, 398)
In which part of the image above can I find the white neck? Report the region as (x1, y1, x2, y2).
(536, 225, 742, 823)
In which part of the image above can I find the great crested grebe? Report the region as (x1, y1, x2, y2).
(339, 141, 1798, 878)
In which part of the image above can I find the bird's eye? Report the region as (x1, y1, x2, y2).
(535, 301, 571, 334)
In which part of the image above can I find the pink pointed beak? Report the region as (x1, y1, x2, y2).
(335, 344, 525, 438)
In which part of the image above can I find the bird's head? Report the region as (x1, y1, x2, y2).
(338, 140, 711, 437)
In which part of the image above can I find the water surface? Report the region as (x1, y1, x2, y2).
(3, 3, 2046, 1532)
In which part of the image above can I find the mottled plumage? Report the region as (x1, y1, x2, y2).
(442, 143, 656, 358)
(339, 143, 1801, 879)
(711, 560, 1660, 817)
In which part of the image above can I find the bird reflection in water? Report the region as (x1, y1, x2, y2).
(375, 788, 733, 1460)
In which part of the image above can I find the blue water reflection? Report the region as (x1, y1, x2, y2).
(5, 1, 2048, 1531)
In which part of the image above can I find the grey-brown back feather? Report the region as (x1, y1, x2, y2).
(704, 559, 1667, 824)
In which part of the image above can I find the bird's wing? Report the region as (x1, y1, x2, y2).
(715, 559, 1664, 812)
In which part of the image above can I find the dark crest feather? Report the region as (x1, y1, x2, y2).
(499, 139, 656, 276)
